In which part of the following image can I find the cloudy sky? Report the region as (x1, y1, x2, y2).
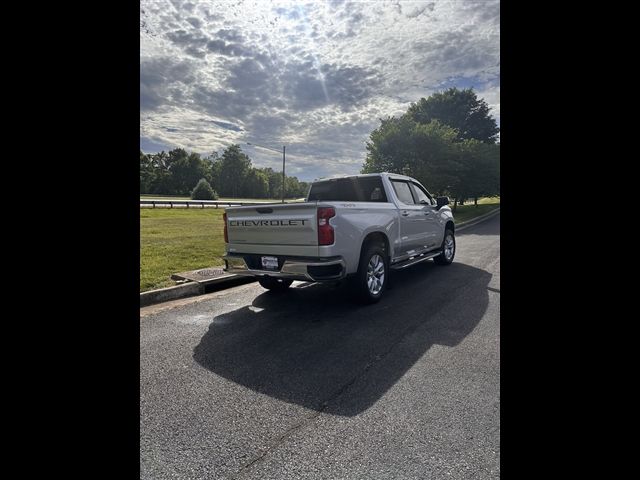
(140, 0, 499, 182)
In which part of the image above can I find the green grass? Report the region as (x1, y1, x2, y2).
(140, 194, 191, 201)
(140, 208, 227, 292)
(139, 196, 500, 292)
(140, 194, 298, 202)
(452, 197, 500, 224)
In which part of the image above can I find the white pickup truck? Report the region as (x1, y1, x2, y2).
(222, 172, 455, 303)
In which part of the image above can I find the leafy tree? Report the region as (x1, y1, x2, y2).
(140, 150, 154, 193)
(140, 145, 310, 200)
(149, 151, 174, 194)
(257, 167, 284, 199)
(207, 152, 222, 193)
(363, 117, 461, 195)
(171, 151, 211, 195)
(218, 144, 251, 197)
(408, 87, 499, 144)
(428, 140, 500, 210)
(285, 176, 301, 198)
(362, 115, 420, 176)
(191, 178, 218, 200)
(243, 169, 269, 198)
(457, 141, 500, 204)
(363, 88, 500, 210)
(297, 181, 310, 198)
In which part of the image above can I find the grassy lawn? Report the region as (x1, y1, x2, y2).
(140, 194, 191, 201)
(140, 208, 226, 292)
(452, 197, 500, 224)
(140, 194, 298, 203)
(139, 196, 500, 292)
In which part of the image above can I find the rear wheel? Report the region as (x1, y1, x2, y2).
(433, 229, 455, 265)
(352, 243, 388, 304)
(258, 277, 293, 291)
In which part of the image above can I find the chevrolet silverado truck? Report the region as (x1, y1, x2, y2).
(222, 173, 455, 303)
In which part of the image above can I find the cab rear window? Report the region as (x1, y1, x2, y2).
(308, 176, 388, 202)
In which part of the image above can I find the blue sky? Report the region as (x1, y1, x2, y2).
(140, 0, 500, 182)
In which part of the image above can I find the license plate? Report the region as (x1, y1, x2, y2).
(261, 256, 279, 270)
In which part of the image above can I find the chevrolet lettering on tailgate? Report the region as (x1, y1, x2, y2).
(229, 219, 308, 227)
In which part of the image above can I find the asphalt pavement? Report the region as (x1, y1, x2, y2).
(140, 213, 500, 479)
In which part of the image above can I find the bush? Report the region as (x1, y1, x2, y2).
(191, 178, 218, 200)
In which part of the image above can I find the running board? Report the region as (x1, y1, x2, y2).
(390, 251, 441, 270)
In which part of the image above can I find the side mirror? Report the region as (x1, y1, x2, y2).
(436, 196, 449, 209)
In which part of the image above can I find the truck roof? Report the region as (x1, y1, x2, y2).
(313, 172, 415, 183)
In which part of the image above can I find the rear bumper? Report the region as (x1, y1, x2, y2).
(223, 253, 346, 282)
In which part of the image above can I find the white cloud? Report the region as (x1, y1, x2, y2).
(141, 0, 500, 181)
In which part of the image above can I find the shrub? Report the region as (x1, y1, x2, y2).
(191, 178, 218, 200)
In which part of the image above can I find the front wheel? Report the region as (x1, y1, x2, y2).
(258, 277, 293, 291)
(433, 229, 455, 265)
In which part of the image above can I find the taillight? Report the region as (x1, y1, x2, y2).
(317, 207, 335, 245)
(223, 212, 228, 243)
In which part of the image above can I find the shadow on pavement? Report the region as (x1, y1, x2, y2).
(193, 258, 493, 416)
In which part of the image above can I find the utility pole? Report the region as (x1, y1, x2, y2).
(282, 145, 286, 203)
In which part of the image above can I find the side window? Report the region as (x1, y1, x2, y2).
(354, 176, 388, 202)
(370, 187, 383, 201)
(411, 182, 434, 205)
(391, 180, 416, 205)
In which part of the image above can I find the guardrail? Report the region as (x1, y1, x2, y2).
(140, 200, 299, 208)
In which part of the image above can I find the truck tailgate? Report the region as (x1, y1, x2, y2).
(226, 202, 318, 246)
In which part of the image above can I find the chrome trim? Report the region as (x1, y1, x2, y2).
(223, 255, 346, 282)
(224, 256, 249, 271)
(390, 250, 441, 270)
(391, 246, 439, 265)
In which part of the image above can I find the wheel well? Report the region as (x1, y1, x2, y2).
(361, 232, 390, 260)
(446, 220, 455, 234)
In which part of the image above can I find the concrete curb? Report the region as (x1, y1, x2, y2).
(139, 206, 500, 308)
(140, 275, 257, 308)
(140, 282, 203, 307)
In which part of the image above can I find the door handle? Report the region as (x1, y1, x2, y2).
(401, 211, 409, 217)
(423, 211, 430, 215)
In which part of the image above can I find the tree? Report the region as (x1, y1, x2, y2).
(218, 145, 251, 197)
(207, 152, 222, 193)
(191, 178, 218, 200)
(430, 140, 500, 210)
(139, 145, 310, 199)
(297, 181, 310, 198)
(140, 150, 154, 193)
(242, 169, 269, 198)
(256, 167, 283, 199)
(169, 151, 211, 195)
(362, 115, 418, 176)
(458, 141, 500, 204)
(363, 116, 461, 195)
(363, 88, 500, 211)
(148, 151, 174, 194)
(284, 176, 300, 199)
(408, 87, 499, 144)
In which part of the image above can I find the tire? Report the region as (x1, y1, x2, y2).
(258, 276, 293, 291)
(352, 242, 388, 304)
(433, 229, 455, 265)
